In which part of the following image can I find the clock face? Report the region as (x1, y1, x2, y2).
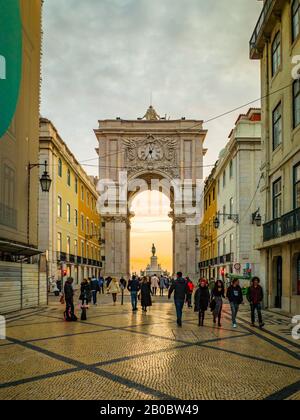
(138, 143, 163, 161)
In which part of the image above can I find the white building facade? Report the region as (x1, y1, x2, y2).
(214, 109, 263, 286)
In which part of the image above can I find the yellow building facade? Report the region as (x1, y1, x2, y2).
(199, 164, 218, 280)
(250, 0, 300, 314)
(39, 119, 102, 286)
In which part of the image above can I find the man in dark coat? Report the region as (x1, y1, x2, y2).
(127, 275, 140, 312)
(247, 277, 265, 329)
(168, 272, 189, 327)
(226, 279, 243, 328)
(64, 277, 75, 321)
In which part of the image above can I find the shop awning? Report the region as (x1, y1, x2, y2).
(0, 240, 44, 257)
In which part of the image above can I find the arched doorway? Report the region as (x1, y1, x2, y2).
(95, 106, 207, 281)
(274, 256, 283, 308)
(130, 190, 172, 276)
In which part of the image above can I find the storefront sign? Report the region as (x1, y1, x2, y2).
(0, 0, 22, 138)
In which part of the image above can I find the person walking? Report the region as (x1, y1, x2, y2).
(151, 275, 159, 296)
(64, 277, 77, 321)
(80, 278, 91, 306)
(168, 272, 189, 327)
(186, 277, 195, 308)
(194, 279, 210, 327)
(226, 279, 243, 328)
(140, 277, 153, 312)
(90, 276, 100, 306)
(127, 275, 141, 312)
(247, 277, 265, 329)
(107, 277, 120, 305)
(159, 276, 165, 297)
(98, 276, 105, 294)
(211, 280, 225, 327)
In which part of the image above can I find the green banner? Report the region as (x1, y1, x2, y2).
(0, 0, 22, 138)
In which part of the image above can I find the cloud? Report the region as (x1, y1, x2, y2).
(41, 0, 262, 178)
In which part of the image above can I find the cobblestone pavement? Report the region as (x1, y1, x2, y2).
(0, 293, 299, 400)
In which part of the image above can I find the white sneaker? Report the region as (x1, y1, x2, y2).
(233, 323, 237, 328)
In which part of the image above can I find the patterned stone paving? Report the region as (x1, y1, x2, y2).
(0, 294, 299, 400)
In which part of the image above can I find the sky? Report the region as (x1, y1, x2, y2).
(41, 0, 262, 273)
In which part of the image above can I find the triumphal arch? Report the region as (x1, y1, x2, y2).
(94, 106, 207, 280)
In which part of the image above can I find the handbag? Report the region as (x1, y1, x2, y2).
(210, 299, 216, 312)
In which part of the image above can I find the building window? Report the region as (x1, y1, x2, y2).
(223, 237, 227, 256)
(75, 209, 78, 227)
(74, 240, 78, 257)
(81, 186, 84, 202)
(223, 170, 226, 188)
(91, 221, 94, 236)
(272, 102, 282, 150)
(86, 244, 89, 259)
(273, 178, 282, 219)
(296, 255, 300, 295)
(230, 234, 234, 254)
(67, 169, 71, 187)
(293, 79, 300, 129)
(75, 178, 78, 194)
(229, 197, 234, 216)
(81, 214, 84, 231)
(67, 236, 71, 255)
(81, 241, 85, 258)
(58, 159, 62, 177)
(218, 241, 221, 257)
(218, 179, 220, 194)
(67, 204, 71, 223)
(223, 205, 226, 223)
(57, 233, 62, 253)
(229, 160, 233, 178)
(213, 187, 215, 201)
(87, 192, 90, 207)
(294, 163, 300, 209)
(57, 196, 62, 218)
(271, 32, 281, 76)
(292, 0, 300, 42)
(86, 219, 90, 235)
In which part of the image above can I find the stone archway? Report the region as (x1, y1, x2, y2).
(94, 106, 207, 281)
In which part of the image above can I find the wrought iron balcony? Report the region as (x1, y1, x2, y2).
(263, 208, 300, 242)
(250, 0, 285, 59)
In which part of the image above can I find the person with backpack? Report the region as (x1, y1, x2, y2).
(127, 275, 141, 312)
(226, 279, 244, 328)
(247, 277, 265, 329)
(91, 276, 100, 305)
(168, 272, 189, 327)
(63, 277, 77, 321)
(80, 278, 91, 305)
(186, 277, 194, 308)
(194, 279, 210, 327)
(211, 280, 225, 327)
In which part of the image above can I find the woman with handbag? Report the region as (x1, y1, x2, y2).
(211, 280, 225, 327)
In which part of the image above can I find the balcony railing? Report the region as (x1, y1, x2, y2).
(250, 0, 274, 53)
(263, 208, 300, 242)
(56, 252, 101, 267)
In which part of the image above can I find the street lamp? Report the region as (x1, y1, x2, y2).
(39, 161, 52, 192)
(213, 213, 239, 229)
(252, 209, 262, 227)
(27, 161, 52, 244)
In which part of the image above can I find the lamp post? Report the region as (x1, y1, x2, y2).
(213, 213, 239, 230)
(27, 161, 52, 245)
(252, 209, 262, 227)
